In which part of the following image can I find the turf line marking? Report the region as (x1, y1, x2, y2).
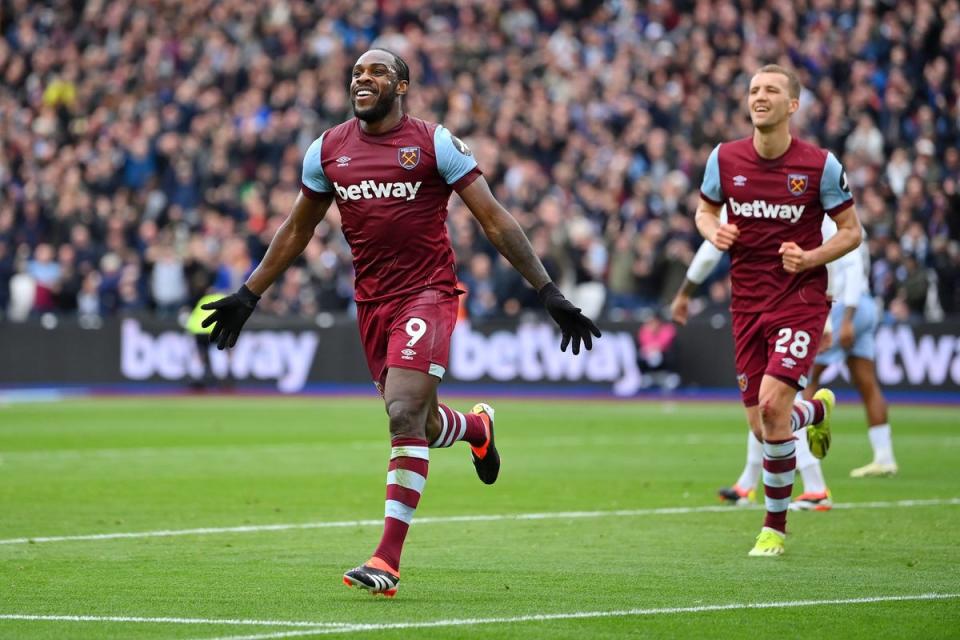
(3, 593, 955, 638)
(0, 615, 348, 628)
(198, 593, 960, 639)
(2, 497, 957, 546)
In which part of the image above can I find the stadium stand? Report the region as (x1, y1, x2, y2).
(0, 0, 957, 323)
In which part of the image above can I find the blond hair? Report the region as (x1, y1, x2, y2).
(755, 64, 801, 99)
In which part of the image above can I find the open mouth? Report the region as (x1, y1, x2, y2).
(353, 87, 377, 104)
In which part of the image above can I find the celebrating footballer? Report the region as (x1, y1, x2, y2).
(200, 48, 601, 596)
(695, 65, 863, 556)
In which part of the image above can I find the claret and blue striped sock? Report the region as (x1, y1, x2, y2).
(790, 399, 824, 432)
(430, 404, 487, 448)
(371, 437, 429, 573)
(762, 438, 797, 534)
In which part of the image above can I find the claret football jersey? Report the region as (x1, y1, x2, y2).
(699, 137, 854, 312)
(301, 115, 481, 303)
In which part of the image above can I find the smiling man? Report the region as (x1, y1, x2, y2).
(694, 64, 863, 556)
(200, 48, 600, 595)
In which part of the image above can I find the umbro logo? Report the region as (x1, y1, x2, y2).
(336, 156, 351, 167)
(781, 357, 797, 369)
(733, 175, 747, 187)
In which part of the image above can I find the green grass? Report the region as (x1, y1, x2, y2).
(1, 396, 958, 639)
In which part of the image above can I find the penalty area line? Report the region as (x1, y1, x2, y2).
(195, 593, 960, 640)
(0, 498, 958, 546)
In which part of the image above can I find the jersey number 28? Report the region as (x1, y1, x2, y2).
(774, 328, 811, 359)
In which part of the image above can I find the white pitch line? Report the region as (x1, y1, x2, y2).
(3, 593, 956, 639)
(1, 497, 958, 546)
(199, 593, 960, 640)
(0, 614, 349, 629)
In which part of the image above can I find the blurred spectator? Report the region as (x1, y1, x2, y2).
(636, 312, 679, 390)
(147, 242, 187, 315)
(461, 253, 499, 320)
(26, 243, 60, 313)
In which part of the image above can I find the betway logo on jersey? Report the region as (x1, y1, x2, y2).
(334, 180, 422, 201)
(728, 198, 805, 223)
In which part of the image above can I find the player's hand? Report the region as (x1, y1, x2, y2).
(670, 293, 690, 326)
(711, 224, 739, 250)
(839, 318, 855, 350)
(538, 282, 602, 355)
(201, 285, 261, 350)
(778, 242, 810, 273)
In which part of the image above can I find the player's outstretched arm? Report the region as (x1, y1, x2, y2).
(779, 207, 862, 274)
(457, 177, 601, 354)
(202, 192, 333, 349)
(695, 198, 739, 250)
(670, 238, 726, 325)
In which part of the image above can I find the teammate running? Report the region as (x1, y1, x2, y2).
(694, 64, 862, 556)
(671, 214, 848, 512)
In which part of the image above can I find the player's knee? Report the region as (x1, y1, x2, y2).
(758, 396, 786, 428)
(386, 399, 428, 439)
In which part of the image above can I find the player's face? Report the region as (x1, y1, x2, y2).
(747, 73, 798, 130)
(350, 51, 407, 123)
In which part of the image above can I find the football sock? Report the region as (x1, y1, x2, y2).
(868, 423, 896, 465)
(431, 404, 487, 448)
(790, 399, 824, 432)
(795, 432, 826, 494)
(735, 430, 763, 491)
(762, 438, 796, 534)
(372, 436, 429, 572)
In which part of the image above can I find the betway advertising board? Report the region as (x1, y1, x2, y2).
(1, 317, 958, 395)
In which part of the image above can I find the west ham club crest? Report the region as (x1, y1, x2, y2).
(398, 146, 420, 170)
(787, 173, 809, 196)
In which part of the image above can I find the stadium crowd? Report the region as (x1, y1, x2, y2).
(1, 0, 958, 325)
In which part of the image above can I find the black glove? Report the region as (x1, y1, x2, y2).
(537, 282, 602, 355)
(201, 285, 261, 350)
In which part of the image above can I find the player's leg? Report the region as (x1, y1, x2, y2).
(847, 355, 897, 476)
(344, 367, 435, 597)
(791, 363, 831, 509)
(794, 305, 844, 456)
(791, 429, 832, 511)
(718, 415, 762, 506)
(750, 304, 830, 556)
(748, 374, 798, 556)
(788, 394, 826, 435)
(726, 311, 765, 508)
(429, 393, 498, 484)
(395, 290, 499, 483)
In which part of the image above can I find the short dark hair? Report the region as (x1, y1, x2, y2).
(369, 48, 410, 83)
(755, 64, 801, 99)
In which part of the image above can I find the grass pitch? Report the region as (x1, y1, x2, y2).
(0, 395, 958, 639)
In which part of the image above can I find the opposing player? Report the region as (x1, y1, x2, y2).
(695, 64, 862, 556)
(201, 49, 600, 596)
(804, 224, 897, 478)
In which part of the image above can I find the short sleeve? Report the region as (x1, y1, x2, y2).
(820, 151, 854, 217)
(434, 125, 480, 188)
(301, 134, 332, 198)
(699, 145, 723, 205)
